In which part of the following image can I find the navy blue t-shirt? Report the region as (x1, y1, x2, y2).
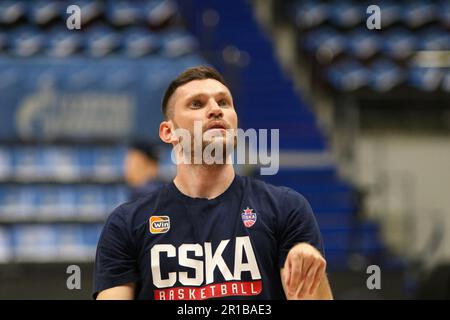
(93, 175, 324, 300)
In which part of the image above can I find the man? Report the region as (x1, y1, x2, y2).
(124, 140, 164, 201)
(94, 66, 333, 300)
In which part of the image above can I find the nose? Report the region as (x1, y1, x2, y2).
(207, 99, 224, 119)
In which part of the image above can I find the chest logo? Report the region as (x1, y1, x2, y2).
(150, 216, 170, 234)
(241, 207, 257, 228)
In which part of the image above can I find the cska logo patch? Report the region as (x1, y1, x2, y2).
(241, 207, 257, 228)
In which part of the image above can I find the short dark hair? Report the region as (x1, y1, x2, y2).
(161, 65, 229, 119)
(129, 140, 159, 162)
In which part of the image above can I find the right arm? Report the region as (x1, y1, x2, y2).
(96, 283, 135, 300)
(93, 206, 140, 299)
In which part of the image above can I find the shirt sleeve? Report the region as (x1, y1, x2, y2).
(277, 188, 324, 269)
(93, 205, 140, 299)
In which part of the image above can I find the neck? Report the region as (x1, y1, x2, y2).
(173, 164, 235, 199)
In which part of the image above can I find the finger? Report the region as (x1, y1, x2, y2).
(282, 257, 292, 293)
(310, 260, 326, 295)
(289, 255, 303, 296)
(285, 257, 292, 288)
(296, 255, 313, 298)
(301, 260, 320, 297)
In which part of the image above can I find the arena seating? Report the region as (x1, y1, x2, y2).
(0, 0, 393, 271)
(282, 0, 450, 92)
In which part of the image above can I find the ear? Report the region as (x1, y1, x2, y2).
(159, 120, 179, 144)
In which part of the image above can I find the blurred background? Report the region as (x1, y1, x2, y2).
(0, 0, 449, 299)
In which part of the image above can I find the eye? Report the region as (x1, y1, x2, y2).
(218, 99, 229, 107)
(190, 100, 203, 108)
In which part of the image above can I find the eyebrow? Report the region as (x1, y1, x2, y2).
(184, 91, 232, 102)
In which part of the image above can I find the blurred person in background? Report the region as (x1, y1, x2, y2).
(124, 140, 164, 201)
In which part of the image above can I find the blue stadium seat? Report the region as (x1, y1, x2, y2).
(28, 0, 61, 26)
(0, 29, 7, 53)
(10, 27, 44, 57)
(304, 192, 355, 210)
(0, 226, 11, 262)
(378, 1, 402, 28)
(144, 0, 179, 28)
(288, 0, 329, 30)
(303, 27, 346, 62)
(72, 0, 105, 25)
(440, 1, 450, 27)
(11, 224, 58, 261)
(403, 1, 437, 28)
(92, 147, 124, 180)
(78, 147, 95, 178)
(327, 60, 369, 91)
(321, 223, 385, 269)
(315, 212, 353, 229)
(0, 187, 15, 218)
(58, 186, 78, 216)
(13, 147, 45, 180)
(37, 187, 58, 217)
(347, 29, 381, 60)
(160, 28, 199, 58)
(382, 28, 417, 60)
(46, 27, 83, 58)
(76, 186, 107, 217)
(104, 186, 128, 211)
(356, 222, 385, 253)
(310, 203, 356, 215)
(0, 147, 11, 179)
(418, 27, 450, 51)
(81, 224, 103, 256)
(322, 227, 351, 250)
(41, 147, 80, 180)
(16, 187, 40, 218)
(409, 67, 444, 91)
(323, 249, 351, 269)
(84, 25, 120, 57)
(122, 27, 160, 57)
(38, 186, 75, 217)
(369, 59, 405, 92)
(0, 1, 27, 25)
(328, 2, 364, 28)
(0, 187, 7, 215)
(261, 167, 338, 185)
(106, 0, 144, 27)
(56, 225, 86, 260)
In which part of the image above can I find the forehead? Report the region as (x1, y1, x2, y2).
(127, 149, 145, 159)
(173, 78, 232, 102)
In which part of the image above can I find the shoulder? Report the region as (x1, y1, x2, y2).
(106, 183, 171, 229)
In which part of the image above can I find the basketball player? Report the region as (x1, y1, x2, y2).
(93, 66, 333, 300)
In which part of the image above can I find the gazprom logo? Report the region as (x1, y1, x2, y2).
(150, 216, 170, 234)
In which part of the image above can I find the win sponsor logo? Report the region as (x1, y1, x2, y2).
(150, 216, 170, 234)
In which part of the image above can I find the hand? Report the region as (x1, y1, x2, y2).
(281, 243, 326, 299)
